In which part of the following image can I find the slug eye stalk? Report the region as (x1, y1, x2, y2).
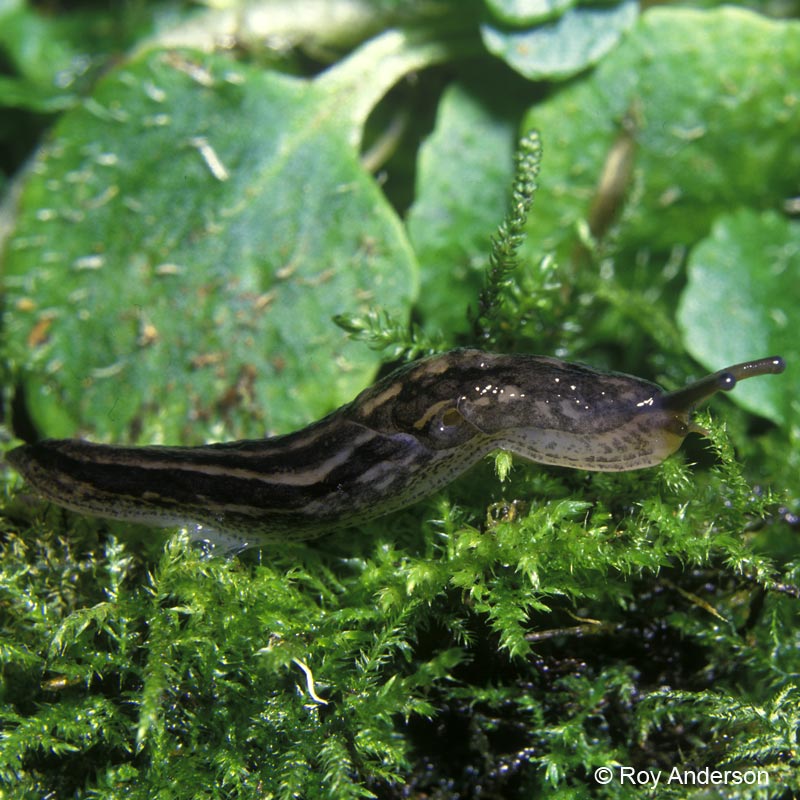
(661, 356, 786, 412)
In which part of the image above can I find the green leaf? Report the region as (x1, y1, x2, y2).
(0, 1, 77, 84)
(0, 75, 76, 113)
(484, 0, 577, 26)
(0, 0, 78, 111)
(2, 35, 456, 443)
(520, 6, 800, 262)
(481, 0, 638, 80)
(677, 209, 798, 427)
(407, 81, 519, 333)
(0, 0, 153, 112)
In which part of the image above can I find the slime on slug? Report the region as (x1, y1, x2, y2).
(5, 350, 786, 553)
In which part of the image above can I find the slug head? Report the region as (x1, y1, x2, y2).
(465, 354, 785, 471)
(349, 351, 785, 472)
(446, 353, 690, 471)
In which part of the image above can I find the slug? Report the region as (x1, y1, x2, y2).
(5, 350, 785, 552)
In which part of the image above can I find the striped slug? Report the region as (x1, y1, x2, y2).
(5, 349, 785, 553)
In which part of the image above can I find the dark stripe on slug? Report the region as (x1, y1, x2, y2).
(18, 427, 429, 517)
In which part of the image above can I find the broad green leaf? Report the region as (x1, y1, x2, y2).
(0, 1, 80, 111)
(148, 0, 404, 54)
(483, 0, 576, 26)
(481, 0, 637, 80)
(0, 0, 154, 112)
(406, 81, 519, 334)
(0, 75, 76, 113)
(677, 210, 798, 427)
(2, 33, 465, 444)
(520, 7, 800, 264)
(0, 0, 77, 85)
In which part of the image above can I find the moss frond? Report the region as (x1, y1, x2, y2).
(471, 130, 543, 342)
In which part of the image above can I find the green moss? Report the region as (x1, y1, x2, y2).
(2, 402, 797, 796)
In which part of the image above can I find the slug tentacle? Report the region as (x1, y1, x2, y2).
(5, 349, 786, 549)
(661, 356, 786, 413)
